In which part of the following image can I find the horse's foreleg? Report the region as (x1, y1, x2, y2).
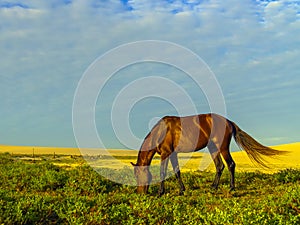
(159, 155, 169, 196)
(170, 152, 185, 195)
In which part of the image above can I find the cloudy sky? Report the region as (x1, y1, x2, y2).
(0, 0, 299, 149)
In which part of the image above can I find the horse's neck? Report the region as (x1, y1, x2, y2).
(137, 148, 156, 166)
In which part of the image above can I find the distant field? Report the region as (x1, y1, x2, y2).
(0, 142, 299, 173)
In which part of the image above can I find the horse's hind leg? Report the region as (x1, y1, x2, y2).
(211, 154, 225, 190)
(208, 143, 225, 190)
(207, 143, 225, 189)
(170, 152, 185, 195)
(220, 149, 236, 191)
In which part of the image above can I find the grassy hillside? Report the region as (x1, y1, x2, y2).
(0, 153, 299, 224)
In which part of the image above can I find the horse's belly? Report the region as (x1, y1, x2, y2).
(174, 139, 208, 153)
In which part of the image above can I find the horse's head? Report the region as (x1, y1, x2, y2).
(131, 162, 152, 194)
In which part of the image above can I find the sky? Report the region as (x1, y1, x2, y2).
(0, 0, 300, 149)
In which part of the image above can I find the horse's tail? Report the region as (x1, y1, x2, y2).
(228, 120, 287, 168)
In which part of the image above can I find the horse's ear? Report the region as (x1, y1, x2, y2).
(130, 162, 137, 167)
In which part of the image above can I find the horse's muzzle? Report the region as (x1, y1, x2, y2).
(136, 185, 149, 194)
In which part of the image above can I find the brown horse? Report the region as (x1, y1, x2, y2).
(131, 113, 286, 195)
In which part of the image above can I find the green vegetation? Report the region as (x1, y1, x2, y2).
(0, 153, 299, 224)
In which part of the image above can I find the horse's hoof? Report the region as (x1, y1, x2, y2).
(229, 187, 235, 192)
(211, 185, 218, 190)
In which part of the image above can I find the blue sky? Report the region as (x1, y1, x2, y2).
(0, 0, 299, 149)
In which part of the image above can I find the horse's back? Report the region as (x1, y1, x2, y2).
(160, 114, 210, 152)
(159, 114, 231, 152)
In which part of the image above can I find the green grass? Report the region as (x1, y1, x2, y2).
(0, 153, 299, 224)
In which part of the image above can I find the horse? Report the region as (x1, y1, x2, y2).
(131, 113, 286, 195)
